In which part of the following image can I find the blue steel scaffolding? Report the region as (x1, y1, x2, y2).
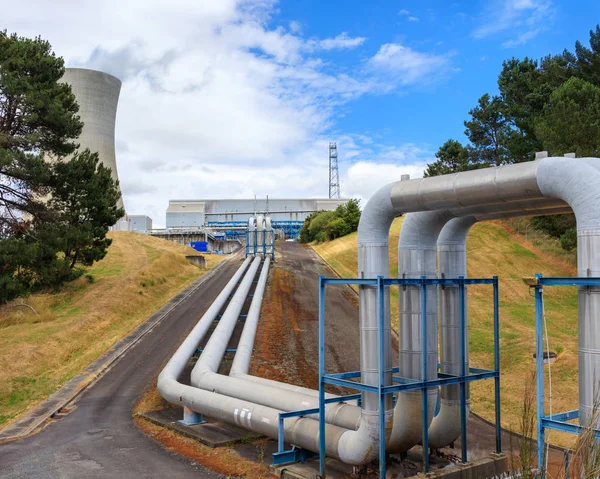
(209, 220, 303, 239)
(272, 275, 502, 478)
(528, 274, 600, 477)
(245, 228, 275, 259)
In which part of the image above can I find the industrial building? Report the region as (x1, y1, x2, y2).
(166, 198, 348, 238)
(129, 215, 153, 233)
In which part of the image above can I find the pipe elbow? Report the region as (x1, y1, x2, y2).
(338, 410, 393, 465)
(427, 399, 470, 449)
(387, 390, 436, 452)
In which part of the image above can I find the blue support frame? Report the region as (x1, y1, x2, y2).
(245, 228, 275, 259)
(271, 275, 502, 477)
(529, 274, 600, 477)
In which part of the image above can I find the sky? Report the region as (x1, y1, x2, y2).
(4, 0, 600, 227)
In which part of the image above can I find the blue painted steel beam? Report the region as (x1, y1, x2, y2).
(377, 276, 387, 478)
(493, 276, 502, 454)
(459, 276, 468, 463)
(304, 274, 501, 476)
(541, 417, 600, 439)
(535, 276, 545, 475)
(531, 276, 600, 287)
(421, 276, 430, 473)
(546, 410, 579, 422)
(318, 275, 326, 477)
(321, 277, 498, 286)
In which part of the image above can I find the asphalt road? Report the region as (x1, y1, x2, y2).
(0, 257, 244, 479)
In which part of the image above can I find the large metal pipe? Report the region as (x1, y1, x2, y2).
(248, 217, 256, 255)
(359, 157, 600, 451)
(256, 214, 265, 256)
(389, 210, 453, 451)
(159, 156, 600, 466)
(229, 255, 352, 400)
(191, 257, 360, 430)
(161, 261, 378, 463)
(265, 217, 273, 256)
(535, 157, 600, 424)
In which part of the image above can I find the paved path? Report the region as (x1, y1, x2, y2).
(0, 258, 243, 478)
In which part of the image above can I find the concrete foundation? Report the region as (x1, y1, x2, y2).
(270, 452, 508, 479)
(139, 408, 262, 448)
(186, 255, 206, 267)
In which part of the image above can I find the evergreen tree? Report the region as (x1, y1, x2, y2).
(0, 31, 82, 236)
(424, 139, 470, 177)
(464, 94, 512, 167)
(535, 77, 600, 157)
(0, 31, 123, 303)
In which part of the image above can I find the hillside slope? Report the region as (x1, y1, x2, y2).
(313, 217, 578, 447)
(0, 232, 225, 427)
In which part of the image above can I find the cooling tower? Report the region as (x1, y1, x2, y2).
(60, 68, 124, 212)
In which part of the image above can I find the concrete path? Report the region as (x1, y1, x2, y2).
(0, 257, 244, 478)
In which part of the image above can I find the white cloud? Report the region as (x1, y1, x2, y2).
(408, 16, 419, 22)
(4, 0, 448, 226)
(398, 9, 410, 15)
(342, 161, 428, 202)
(306, 32, 366, 51)
(472, 0, 553, 46)
(367, 43, 451, 85)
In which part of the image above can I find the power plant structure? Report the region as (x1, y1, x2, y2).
(166, 198, 347, 239)
(158, 153, 600, 478)
(60, 67, 129, 229)
(329, 142, 341, 199)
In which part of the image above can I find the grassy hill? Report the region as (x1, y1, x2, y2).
(0, 232, 225, 428)
(313, 217, 579, 447)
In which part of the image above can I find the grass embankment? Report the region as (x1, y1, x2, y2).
(0, 232, 225, 428)
(313, 217, 579, 447)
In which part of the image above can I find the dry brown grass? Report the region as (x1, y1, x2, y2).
(134, 382, 276, 479)
(135, 417, 276, 479)
(313, 217, 579, 448)
(0, 232, 225, 427)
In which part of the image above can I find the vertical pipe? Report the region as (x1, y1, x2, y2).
(459, 276, 468, 463)
(377, 276, 387, 478)
(535, 279, 545, 476)
(493, 277, 502, 454)
(421, 277, 430, 472)
(319, 276, 327, 478)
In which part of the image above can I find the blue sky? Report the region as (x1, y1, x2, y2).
(5, 0, 600, 225)
(274, 0, 600, 148)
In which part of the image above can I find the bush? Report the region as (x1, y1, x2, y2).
(299, 199, 361, 243)
(560, 227, 577, 251)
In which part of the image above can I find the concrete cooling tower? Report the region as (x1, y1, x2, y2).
(60, 68, 125, 214)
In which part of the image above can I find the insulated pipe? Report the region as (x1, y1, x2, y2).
(428, 206, 574, 449)
(160, 263, 378, 464)
(265, 217, 273, 256)
(228, 257, 360, 428)
(191, 255, 262, 378)
(534, 157, 600, 425)
(248, 217, 256, 255)
(356, 184, 396, 437)
(389, 210, 454, 451)
(230, 256, 272, 377)
(162, 255, 252, 375)
(256, 214, 265, 256)
(428, 215, 476, 449)
(361, 158, 597, 451)
(191, 257, 361, 430)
